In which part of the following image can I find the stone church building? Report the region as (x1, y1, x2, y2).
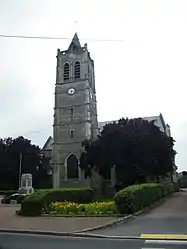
(43, 33, 177, 189)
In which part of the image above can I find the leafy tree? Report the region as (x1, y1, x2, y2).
(80, 118, 176, 188)
(0, 136, 51, 190)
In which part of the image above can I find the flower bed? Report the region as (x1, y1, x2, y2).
(43, 201, 118, 215)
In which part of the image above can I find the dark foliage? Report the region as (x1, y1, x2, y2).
(0, 136, 51, 190)
(80, 118, 176, 187)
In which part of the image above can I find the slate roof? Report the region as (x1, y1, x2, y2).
(68, 33, 82, 50)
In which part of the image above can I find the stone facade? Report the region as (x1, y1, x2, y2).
(52, 33, 98, 188)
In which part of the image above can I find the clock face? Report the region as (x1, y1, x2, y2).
(68, 88, 75, 95)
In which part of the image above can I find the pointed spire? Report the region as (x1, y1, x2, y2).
(68, 33, 81, 50)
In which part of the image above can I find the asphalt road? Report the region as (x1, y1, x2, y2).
(1, 232, 187, 249)
(87, 191, 187, 239)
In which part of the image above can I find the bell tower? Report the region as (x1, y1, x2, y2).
(52, 33, 98, 188)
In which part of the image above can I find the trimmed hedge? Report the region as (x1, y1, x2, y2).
(114, 183, 175, 214)
(20, 188, 94, 216)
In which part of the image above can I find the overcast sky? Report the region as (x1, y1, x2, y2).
(0, 0, 186, 171)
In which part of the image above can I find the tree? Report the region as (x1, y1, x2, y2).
(80, 139, 103, 178)
(0, 136, 51, 190)
(182, 171, 187, 176)
(80, 118, 175, 188)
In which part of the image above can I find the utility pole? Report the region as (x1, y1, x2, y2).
(19, 153, 23, 188)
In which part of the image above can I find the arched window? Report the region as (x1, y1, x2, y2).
(74, 61, 80, 79)
(66, 154, 79, 179)
(64, 63, 70, 81)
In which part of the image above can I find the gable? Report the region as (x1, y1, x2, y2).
(42, 136, 53, 151)
(143, 115, 165, 133)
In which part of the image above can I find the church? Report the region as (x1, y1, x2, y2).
(43, 33, 177, 189)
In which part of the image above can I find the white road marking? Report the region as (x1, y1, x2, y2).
(145, 239, 187, 245)
(142, 248, 165, 249)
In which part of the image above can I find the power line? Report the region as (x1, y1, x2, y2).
(0, 34, 125, 42)
(10, 126, 52, 138)
(0, 34, 70, 40)
(23, 126, 52, 136)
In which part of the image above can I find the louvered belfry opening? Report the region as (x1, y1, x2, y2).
(64, 63, 70, 81)
(74, 61, 80, 79)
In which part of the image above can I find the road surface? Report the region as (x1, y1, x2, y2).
(0, 232, 187, 249)
(86, 191, 187, 239)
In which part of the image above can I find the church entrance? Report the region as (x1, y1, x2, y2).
(66, 154, 79, 179)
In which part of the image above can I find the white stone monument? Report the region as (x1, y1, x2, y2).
(18, 173, 34, 195)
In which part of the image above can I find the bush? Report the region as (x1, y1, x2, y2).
(44, 201, 118, 215)
(114, 182, 175, 214)
(20, 188, 94, 216)
(17, 195, 27, 204)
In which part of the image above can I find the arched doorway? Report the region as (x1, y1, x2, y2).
(66, 154, 79, 179)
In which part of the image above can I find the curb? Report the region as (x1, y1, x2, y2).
(42, 214, 124, 218)
(70, 233, 142, 240)
(0, 228, 71, 237)
(1, 229, 186, 241)
(72, 214, 134, 233)
(0, 228, 142, 240)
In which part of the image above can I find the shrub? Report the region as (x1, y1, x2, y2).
(44, 201, 118, 215)
(20, 188, 94, 216)
(114, 182, 175, 214)
(17, 194, 27, 204)
(20, 190, 46, 216)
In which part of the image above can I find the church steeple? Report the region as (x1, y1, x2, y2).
(53, 33, 98, 188)
(68, 33, 81, 51)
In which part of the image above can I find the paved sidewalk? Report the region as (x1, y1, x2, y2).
(0, 204, 118, 233)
